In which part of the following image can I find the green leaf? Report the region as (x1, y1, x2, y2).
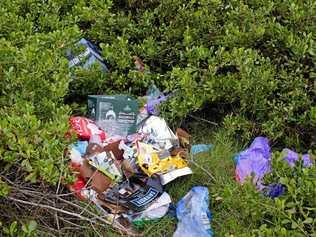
(25, 172, 37, 183)
(281, 219, 291, 224)
(9, 221, 17, 236)
(303, 218, 313, 224)
(28, 220, 37, 232)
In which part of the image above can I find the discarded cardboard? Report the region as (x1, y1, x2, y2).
(88, 95, 139, 137)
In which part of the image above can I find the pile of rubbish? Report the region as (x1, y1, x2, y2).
(66, 99, 195, 234)
(64, 38, 214, 236)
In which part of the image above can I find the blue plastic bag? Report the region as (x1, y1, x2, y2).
(70, 141, 88, 156)
(263, 183, 286, 198)
(191, 144, 213, 155)
(66, 38, 108, 72)
(173, 186, 213, 237)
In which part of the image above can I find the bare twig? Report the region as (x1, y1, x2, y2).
(59, 217, 88, 229)
(189, 153, 216, 182)
(55, 196, 129, 233)
(188, 114, 219, 126)
(56, 173, 62, 195)
(89, 221, 103, 237)
(6, 196, 94, 222)
(79, 198, 93, 215)
(55, 211, 61, 236)
(37, 229, 59, 237)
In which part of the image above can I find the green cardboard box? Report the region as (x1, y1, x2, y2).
(87, 95, 139, 137)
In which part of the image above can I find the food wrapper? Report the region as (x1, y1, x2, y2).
(137, 142, 189, 177)
(68, 116, 106, 141)
(138, 116, 178, 150)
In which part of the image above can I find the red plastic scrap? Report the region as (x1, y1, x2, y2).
(67, 176, 86, 200)
(67, 116, 107, 141)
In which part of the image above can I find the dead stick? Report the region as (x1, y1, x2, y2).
(55, 197, 128, 233)
(59, 217, 89, 229)
(79, 198, 93, 215)
(189, 154, 216, 182)
(89, 221, 103, 237)
(6, 197, 95, 223)
(188, 114, 218, 126)
(56, 153, 64, 195)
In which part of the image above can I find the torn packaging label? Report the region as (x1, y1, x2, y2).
(103, 179, 162, 211)
(85, 142, 104, 157)
(78, 160, 112, 193)
(104, 140, 124, 160)
(91, 170, 112, 193)
(129, 187, 160, 209)
(160, 167, 193, 185)
(79, 159, 95, 179)
(88, 151, 122, 182)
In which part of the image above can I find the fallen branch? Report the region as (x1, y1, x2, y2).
(189, 153, 216, 182)
(188, 114, 219, 126)
(6, 197, 95, 223)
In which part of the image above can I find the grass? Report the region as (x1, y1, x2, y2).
(157, 126, 245, 237)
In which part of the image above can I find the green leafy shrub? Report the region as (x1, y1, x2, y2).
(212, 150, 315, 237)
(83, 0, 315, 149)
(256, 151, 316, 236)
(0, 0, 315, 235)
(1, 220, 37, 237)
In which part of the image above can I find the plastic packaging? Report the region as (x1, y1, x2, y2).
(67, 177, 86, 200)
(87, 95, 139, 137)
(302, 154, 313, 167)
(145, 84, 172, 115)
(263, 183, 286, 198)
(136, 142, 189, 178)
(138, 116, 178, 150)
(191, 144, 213, 155)
(66, 38, 108, 72)
(102, 177, 162, 211)
(283, 148, 313, 168)
(88, 151, 122, 182)
(235, 137, 271, 186)
(69, 116, 106, 141)
(131, 192, 171, 224)
(235, 138, 313, 198)
(173, 186, 213, 237)
(70, 141, 88, 156)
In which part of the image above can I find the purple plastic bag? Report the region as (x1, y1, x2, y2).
(283, 148, 299, 167)
(146, 95, 168, 115)
(283, 149, 313, 168)
(235, 137, 271, 187)
(235, 137, 313, 198)
(302, 154, 313, 167)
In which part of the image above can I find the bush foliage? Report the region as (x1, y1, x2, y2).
(0, 0, 315, 236)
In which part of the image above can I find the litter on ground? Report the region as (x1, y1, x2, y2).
(65, 79, 202, 235)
